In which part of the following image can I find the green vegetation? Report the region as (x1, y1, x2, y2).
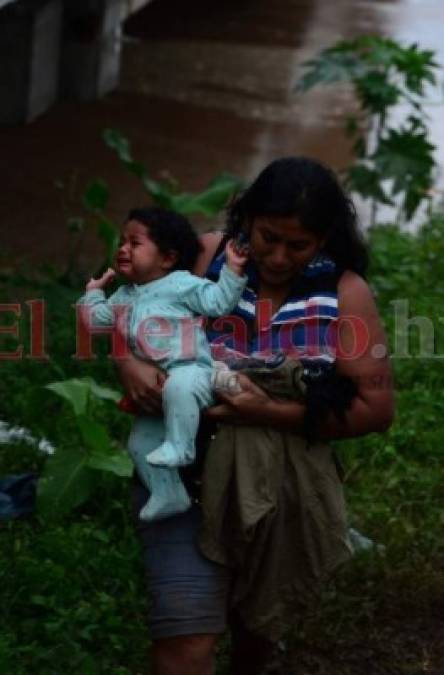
(293, 216, 444, 674)
(1, 213, 443, 673)
(296, 37, 439, 225)
(60, 129, 244, 276)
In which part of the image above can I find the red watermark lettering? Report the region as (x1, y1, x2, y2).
(179, 316, 206, 360)
(0, 303, 23, 360)
(277, 317, 306, 358)
(210, 314, 248, 354)
(74, 304, 131, 359)
(136, 316, 173, 361)
(335, 315, 370, 360)
(255, 299, 273, 356)
(26, 299, 48, 359)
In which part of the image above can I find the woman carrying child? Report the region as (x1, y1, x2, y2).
(116, 156, 394, 675)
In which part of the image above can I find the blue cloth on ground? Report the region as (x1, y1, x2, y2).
(0, 473, 37, 519)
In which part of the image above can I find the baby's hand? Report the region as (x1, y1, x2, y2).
(86, 267, 116, 291)
(225, 238, 248, 276)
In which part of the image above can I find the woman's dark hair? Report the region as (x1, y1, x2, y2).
(127, 207, 202, 272)
(227, 157, 368, 276)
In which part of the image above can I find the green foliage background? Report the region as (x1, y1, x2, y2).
(296, 37, 439, 225)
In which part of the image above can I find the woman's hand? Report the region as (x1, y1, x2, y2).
(205, 373, 304, 428)
(115, 354, 166, 415)
(205, 374, 269, 423)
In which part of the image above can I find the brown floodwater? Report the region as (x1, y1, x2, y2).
(1, 0, 443, 274)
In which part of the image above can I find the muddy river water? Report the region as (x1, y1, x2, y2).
(1, 0, 443, 272)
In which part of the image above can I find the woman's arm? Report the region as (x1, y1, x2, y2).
(319, 269, 394, 438)
(115, 356, 166, 413)
(206, 271, 395, 439)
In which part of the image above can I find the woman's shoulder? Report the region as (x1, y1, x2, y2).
(193, 231, 225, 277)
(337, 270, 374, 306)
(337, 269, 382, 329)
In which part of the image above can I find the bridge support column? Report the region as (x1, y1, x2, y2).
(0, 0, 62, 124)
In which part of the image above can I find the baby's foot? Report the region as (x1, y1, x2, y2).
(147, 440, 193, 467)
(139, 485, 191, 522)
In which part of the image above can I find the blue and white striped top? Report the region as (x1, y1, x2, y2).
(205, 242, 340, 368)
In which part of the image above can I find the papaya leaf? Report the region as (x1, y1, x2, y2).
(295, 36, 439, 225)
(355, 73, 402, 113)
(346, 165, 393, 205)
(295, 47, 366, 91)
(373, 123, 436, 218)
(374, 125, 436, 185)
(357, 36, 401, 67)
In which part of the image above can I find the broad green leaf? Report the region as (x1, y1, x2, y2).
(170, 173, 244, 216)
(37, 448, 95, 518)
(46, 379, 90, 416)
(83, 377, 121, 403)
(87, 446, 133, 477)
(141, 176, 174, 208)
(77, 415, 114, 455)
(45, 378, 120, 417)
(83, 180, 109, 211)
(102, 128, 243, 216)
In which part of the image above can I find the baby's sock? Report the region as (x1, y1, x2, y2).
(139, 468, 191, 522)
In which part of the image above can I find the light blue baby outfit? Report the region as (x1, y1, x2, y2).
(78, 264, 247, 521)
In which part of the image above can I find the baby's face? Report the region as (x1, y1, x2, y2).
(115, 220, 168, 284)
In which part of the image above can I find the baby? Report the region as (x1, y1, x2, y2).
(78, 207, 247, 521)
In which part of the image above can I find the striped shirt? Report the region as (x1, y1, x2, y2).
(205, 244, 340, 369)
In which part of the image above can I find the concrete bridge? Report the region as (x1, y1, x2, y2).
(0, 0, 154, 124)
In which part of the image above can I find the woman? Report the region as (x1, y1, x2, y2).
(118, 157, 394, 675)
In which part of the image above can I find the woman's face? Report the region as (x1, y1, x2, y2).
(249, 215, 325, 287)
